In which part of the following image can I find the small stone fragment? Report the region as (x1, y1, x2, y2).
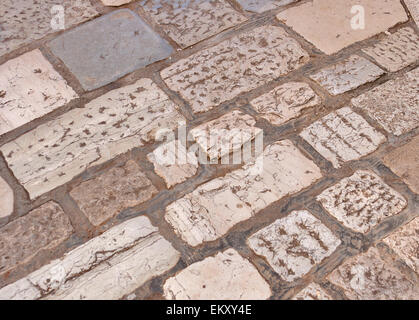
(0, 177, 14, 219)
(101, 0, 132, 6)
(237, 0, 297, 13)
(292, 283, 333, 300)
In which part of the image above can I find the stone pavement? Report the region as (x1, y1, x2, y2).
(0, 0, 418, 300)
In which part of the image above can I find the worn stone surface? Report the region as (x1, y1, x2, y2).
(161, 26, 310, 113)
(317, 170, 407, 234)
(101, 0, 132, 6)
(237, 0, 297, 13)
(49, 9, 173, 91)
(405, 0, 419, 25)
(250, 82, 321, 126)
(0, 78, 185, 199)
(163, 249, 271, 300)
(0, 202, 73, 275)
(0, 50, 78, 136)
(165, 140, 322, 246)
(292, 282, 333, 300)
(351, 68, 419, 136)
(140, 0, 247, 47)
(276, 0, 408, 55)
(70, 161, 158, 226)
(328, 247, 419, 299)
(0, 177, 14, 219)
(310, 55, 385, 95)
(248, 210, 341, 282)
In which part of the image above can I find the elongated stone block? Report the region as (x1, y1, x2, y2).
(0, 177, 14, 219)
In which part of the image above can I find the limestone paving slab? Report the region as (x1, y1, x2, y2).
(292, 282, 333, 300)
(163, 249, 271, 300)
(161, 25, 310, 113)
(405, 0, 419, 25)
(237, 0, 297, 13)
(49, 9, 173, 91)
(0, 177, 14, 219)
(0, 78, 185, 199)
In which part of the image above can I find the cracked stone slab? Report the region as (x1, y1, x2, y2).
(237, 0, 297, 13)
(351, 68, 419, 136)
(405, 0, 419, 25)
(0, 0, 98, 57)
(328, 246, 419, 299)
(161, 25, 310, 113)
(165, 140, 322, 246)
(292, 282, 333, 300)
(70, 160, 158, 226)
(163, 249, 271, 300)
(0, 78, 185, 199)
(48, 9, 173, 91)
(0, 202, 73, 276)
(0, 50, 78, 136)
(310, 55, 385, 96)
(277, 0, 408, 55)
(250, 82, 321, 126)
(0, 216, 180, 300)
(317, 170, 407, 234)
(248, 210, 341, 282)
(0, 177, 14, 219)
(140, 0, 247, 47)
(300, 107, 386, 169)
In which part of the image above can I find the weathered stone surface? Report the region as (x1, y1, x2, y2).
(317, 170, 407, 234)
(140, 0, 247, 47)
(161, 26, 310, 113)
(0, 0, 98, 57)
(328, 247, 419, 299)
(310, 56, 385, 95)
(165, 140, 322, 246)
(49, 9, 173, 90)
(237, 0, 297, 13)
(0, 50, 78, 135)
(0, 177, 14, 219)
(248, 210, 341, 282)
(0, 78, 185, 199)
(300, 107, 386, 168)
(292, 282, 333, 300)
(250, 82, 321, 126)
(70, 161, 157, 226)
(405, 0, 419, 25)
(276, 0, 408, 55)
(0, 202, 73, 275)
(163, 249, 271, 300)
(0, 216, 180, 300)
(101, 0, 132, 6)
(351, 68, 419, 136)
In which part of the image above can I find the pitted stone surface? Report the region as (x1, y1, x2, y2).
(405, 0, 419, 25)
(248, 210, 341, 282)
(317, 170, 407, 234)
(0, 177, 14, 219)
(0, 50, 78, 136)
(236, 0, 297, 13)
(310, 56, 385, 95)
(276, 0, 408, 55)
(140, 0, 247, 47)
(49, 9, 173, 91)
(292, 283, 333, 300)
(161, 26, 310, 113)
(70, 161, 158, 226)
(300, 107, 386, 168)
(0, 78, 185, 199)
(165, 140, 322, 246)
(0, 202, 73, 275)
(163, 249, 271, 300)
(351, 68, 419, 136)
(250, 82, 321, 126)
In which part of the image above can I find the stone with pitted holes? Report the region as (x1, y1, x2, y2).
(405, 0, 419, 25)
(163, 249, 271, 300)
(0, 177, 13, 219)
(237, 0, 297, 13)
(0, 78, 185, 199)
(161, 25, 309, 113)
(317, 170, 407, 234)
(292, 283, 333, 300)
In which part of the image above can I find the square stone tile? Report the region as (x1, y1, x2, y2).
(405, 0, 419, 25)
(49, 9, 173, 91)
(248, 210, 341, 282)
(0, 177, 14, 219)
(317, 170, 407, 234)
(300, 107, 386, 168)
(237, 0, 297, 13)
(0, 50, 78, 136)
(292, 282, 333, 300)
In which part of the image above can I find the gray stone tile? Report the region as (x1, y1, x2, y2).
(237, 0, 297, 13)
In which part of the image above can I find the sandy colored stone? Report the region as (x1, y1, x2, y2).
(237, 0, 297, 13)
(140, 0, 247, 47)
(248, 210, 341, 282)
(0, 50, 78, 135)
(101, 0, 132, 6)
(70, 161, 157, 226)
(310, 55, 385, 95)
(250, 82, 321, 126)
(161, 26, 309, 113)
(292, 282, 333, 300)
(165, 140, 322, 246)
(0, 202, 73, 275)
(163, 249, 271, 300)
(328, 246, 419, 299)
(300, 107, 386, 169)
(405, 0, 419, 25)
(351, 68, 419, 136)
(0, 78, 185, 199)
(317, 170, 407, 234)
(276, 0, 408, 55)
(0, 177, 13, 219)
